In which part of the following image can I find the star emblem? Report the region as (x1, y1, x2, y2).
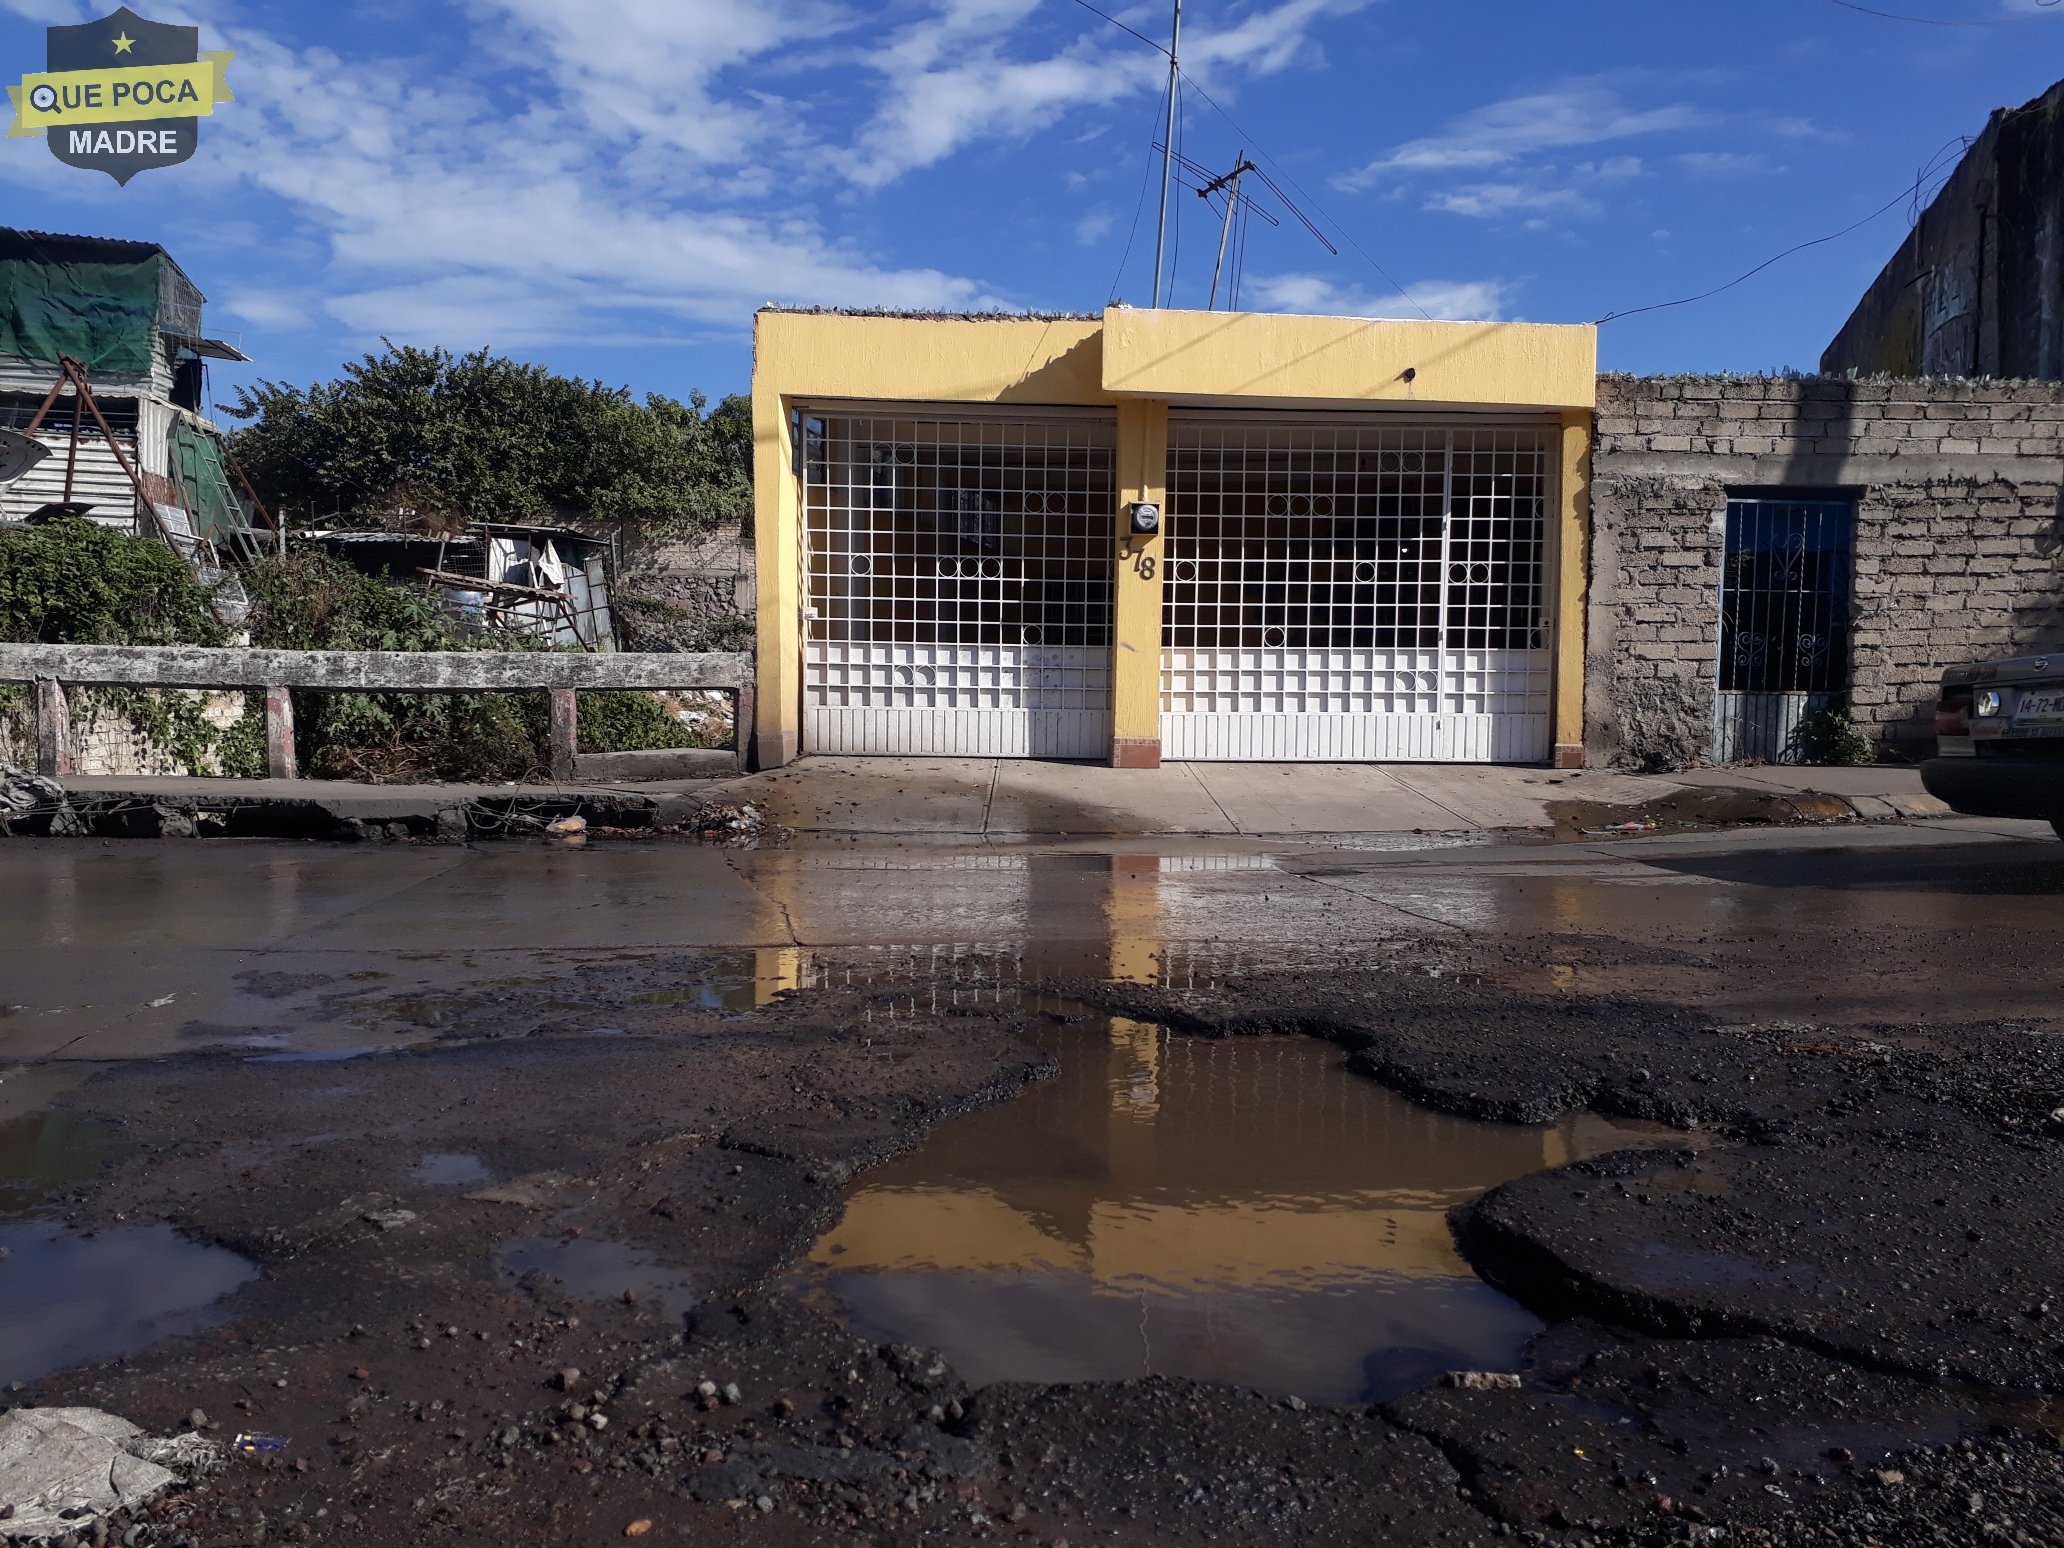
(112, 32, 136, 54)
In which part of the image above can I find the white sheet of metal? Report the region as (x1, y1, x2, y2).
(804, 642, 1109, 757)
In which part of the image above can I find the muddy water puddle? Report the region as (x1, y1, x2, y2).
(796, 1017, 1675, 1405)
(0, 1109, 258, 1386)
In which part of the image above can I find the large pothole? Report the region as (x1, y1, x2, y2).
(792, 1012, 1676, 1403)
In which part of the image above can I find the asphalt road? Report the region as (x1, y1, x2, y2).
(0, 816, 2056, 1087)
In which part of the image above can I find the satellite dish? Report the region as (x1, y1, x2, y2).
(0, 427, 50, 486)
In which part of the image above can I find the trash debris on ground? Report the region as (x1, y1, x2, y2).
(686, 801, 764, 842)
(1442, 1370, 1523, 1391)
(230, 1433, 288, 1456)
(0, 768, 84, 837)
(0, 1407, 221, 1540)
(1582, 821, 1659, 836)
(547, 814, 587, 835)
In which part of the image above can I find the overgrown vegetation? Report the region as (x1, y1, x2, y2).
(577, 691, 716, 754)
(0, 525, 718, 781)
(239, 551, 554, 782)
(1787, 705, 1877, 766)
(227, 343, 752, 543)
(0, 517, 256, 774)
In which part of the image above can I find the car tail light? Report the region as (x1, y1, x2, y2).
(1935, 684, 1973, 737)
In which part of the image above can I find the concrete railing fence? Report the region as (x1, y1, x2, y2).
(0, 643, 755, 780)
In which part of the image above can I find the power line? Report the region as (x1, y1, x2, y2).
(1595, 157, 1963, 326)
(1068, 0, 1171, 56)
(1825, 0, 2059, 24)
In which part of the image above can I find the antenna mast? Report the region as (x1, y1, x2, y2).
(1150, 0, 1181, 307)
(1200, 150, 1256, 309)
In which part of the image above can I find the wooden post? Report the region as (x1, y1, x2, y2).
(733, 683, 756, 774)
(548, 688, 578, 781)
(33, 677, 72, 777)
(263, 685, 298, 780)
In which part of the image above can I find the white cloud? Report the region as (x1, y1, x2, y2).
(838, 0, 1365, 189)
(468, 0, 851, 165)
(1243, 272, 1510, 322)
(1341, 78, 1707, 187)
(220, 289, 317, 332)
(170, 17, 998, 350)
(1424, 183, 1590, 219)
(1675, 150, 1778, 176)
(1075, 209, 1117, 247)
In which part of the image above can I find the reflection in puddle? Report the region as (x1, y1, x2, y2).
(0, 1111, 114, 1216)
(412, 1152, 492, 1186)
(2, 1112, 259, 1385)
(801, 1020, 1673, 1404)
(499, 1236, 698, 1320)
(0, 1222, 259, 1385)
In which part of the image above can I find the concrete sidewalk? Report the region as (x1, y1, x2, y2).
(735, 757, 1952, 837)
(34, 757, 1953, 840)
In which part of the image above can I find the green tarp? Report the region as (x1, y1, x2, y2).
(0, 233, 163, 375)
(168, 420, 250, 540)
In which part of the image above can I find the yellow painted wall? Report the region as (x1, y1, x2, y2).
(751, 307, 1600, 767)
(1110, 398, 1168, 760)
(1101, 306, 1597, 411)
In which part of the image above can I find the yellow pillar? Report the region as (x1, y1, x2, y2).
(1553, 408, 1592, 769)
(752, 353, 802, 768)
(1110, 397, 1168, 768)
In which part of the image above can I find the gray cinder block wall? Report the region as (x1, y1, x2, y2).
(1587, 373, 2064, 770)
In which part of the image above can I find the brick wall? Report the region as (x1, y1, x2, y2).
(1587, 374, 2064, 769)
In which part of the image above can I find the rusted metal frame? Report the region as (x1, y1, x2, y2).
(416, 566, 599, 654)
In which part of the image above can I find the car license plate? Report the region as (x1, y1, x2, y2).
(2012, 687, 2064, 727)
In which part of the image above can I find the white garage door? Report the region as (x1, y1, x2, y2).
(801, 408, 1115, 758)
(1162, 417, 1553, 763)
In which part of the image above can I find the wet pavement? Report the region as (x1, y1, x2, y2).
(3, 818, 2060, 1545)
(798, 1015, 1676, 1403)
(0, 1109, 258, 1386)
(1, 817, 2058, 1080)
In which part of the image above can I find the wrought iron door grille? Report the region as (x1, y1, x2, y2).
(1714, 496, 1855, 764)
(803, 411, 1114, 648)
(1717, 499, 1854, 694)
(1158, 418, 1553, 761)
(1162, 422, 1548, 654)
(799, 410, 1116, 757)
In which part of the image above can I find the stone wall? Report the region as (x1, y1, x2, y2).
(0, 688, 246, 776)
(615, 522, 757, 652)
(1586, 373, 2064, 769)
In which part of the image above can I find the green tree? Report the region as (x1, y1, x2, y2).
(225, 343, 751, 541)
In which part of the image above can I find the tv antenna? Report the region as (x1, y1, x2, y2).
(1150, 1, 1181, 307)
(1152, 140, 1338, 308)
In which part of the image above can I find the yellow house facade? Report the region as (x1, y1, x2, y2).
(752, 305, 1596, 770)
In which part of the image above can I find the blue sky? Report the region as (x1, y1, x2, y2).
(3, 0, 2061, 411)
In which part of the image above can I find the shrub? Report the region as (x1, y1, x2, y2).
(241, 551, 548, 782)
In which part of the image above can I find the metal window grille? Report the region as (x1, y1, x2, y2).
(1714, 496, 1855, 762)
(1160, 418, 1552, 761)
(801, 409, 1116, 756)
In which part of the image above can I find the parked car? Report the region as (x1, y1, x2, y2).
(1921, 653, 2064, 836)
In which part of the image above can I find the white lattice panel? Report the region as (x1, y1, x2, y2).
(801, 409, 1115, 759)
(1162, 417, 1554, 764)
(806, 642, 1110, 757)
